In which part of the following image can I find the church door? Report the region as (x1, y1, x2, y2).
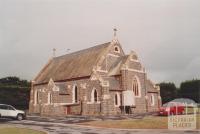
(65, 106, 71, 115)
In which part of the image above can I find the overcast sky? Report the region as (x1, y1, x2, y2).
(0, 0, 199, 86)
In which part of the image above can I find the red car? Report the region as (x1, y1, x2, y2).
(159, 102, 185, 116)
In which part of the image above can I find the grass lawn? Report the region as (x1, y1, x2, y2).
(0, 127, 46, 134)
(79, 114, 200, 129)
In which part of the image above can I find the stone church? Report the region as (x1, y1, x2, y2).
(29, 32, 161, 116)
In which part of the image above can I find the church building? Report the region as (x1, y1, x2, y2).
(29, 31, 161, 116)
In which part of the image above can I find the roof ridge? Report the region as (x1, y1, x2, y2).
(35, 42, 112, 84)
(55, 42, 111, 59)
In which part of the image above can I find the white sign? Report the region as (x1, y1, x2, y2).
(167, 98, 197, 130)
(168, 114, 196, 130)
(122, 90, 135, 106)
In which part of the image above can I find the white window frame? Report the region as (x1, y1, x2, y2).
(34, 90, 40, 105)
(47, 92, 52, 104)
(72, 84, 78, 103)
(34, 90, 37, 105)
(150, 94, 155, 106)
(91, 88, 98, 103)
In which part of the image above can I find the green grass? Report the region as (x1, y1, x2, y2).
(80, 116, 168, 129)
(0, 127, 46, 134)
(79, 114, 200, 129)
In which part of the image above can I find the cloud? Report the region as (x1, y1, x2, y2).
(0, 0, 199, 86)
(183, 57, 200, 79)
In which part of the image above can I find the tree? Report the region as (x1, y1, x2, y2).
(159, 82, 177, 104)
(179, 80, 200, 103)
(0, 76, 30, 87)
(0, 76, 31, 109)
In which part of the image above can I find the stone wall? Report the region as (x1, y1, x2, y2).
(29, 78, 110, 116)
(129, 61, 142, 70)
(29, 44, 161, 116)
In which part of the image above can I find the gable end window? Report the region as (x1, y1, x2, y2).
(114, 46, 120, 53)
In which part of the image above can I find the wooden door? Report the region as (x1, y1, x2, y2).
(65, 106, 71, 115)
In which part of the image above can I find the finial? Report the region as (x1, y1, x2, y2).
(113, 28, 117, 37)
(53, 48, 56, 57)
(66, 49, 70, 53)
(111, 27, 119, 44)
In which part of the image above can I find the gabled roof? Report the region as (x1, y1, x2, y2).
(108, 55, 129, 76)
(35, 42, 111, 84)
(146, 79, 158, 92)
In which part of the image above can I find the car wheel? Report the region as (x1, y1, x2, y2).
(17, 114, 23, 121)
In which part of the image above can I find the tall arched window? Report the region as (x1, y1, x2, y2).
(114, 93, 120, 107)
(34, 90, 39, 105)
(94, 90, 97, 102)
(91, 89, 98, 103)
(75, 86, 78, 103)
(48, 92, 52, 104)
(115, 94, 118, 105)
(132, 76, 141, 97)
(73, 85, 78, 103)
(150, 94, 155, 106)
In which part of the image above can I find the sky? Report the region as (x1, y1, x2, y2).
(0, 0, 200, 86)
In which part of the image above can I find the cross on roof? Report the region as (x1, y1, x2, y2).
(53, 48, 56, 57)
(113, 28, 117, 37)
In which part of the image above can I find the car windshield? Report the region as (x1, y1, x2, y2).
(7, 106, 15, 110)
(163, 102, 183, 107)
(0, 105, 15, 110)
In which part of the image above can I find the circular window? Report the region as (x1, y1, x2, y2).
(114, 46, 120, 53)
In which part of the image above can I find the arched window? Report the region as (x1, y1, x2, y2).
(132, 76, 141, 97)
(75, 86, 78, 102)
(94, 90, 97, 102)
(72, 85, 78, 103)
(34, 90, 39, 105)
(48, 93, 52, 104)
(150, 94, 155, 106)
(115, 94, 118, 105)
(114, 93, 120, 107)
(91, 89, 98, 103)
